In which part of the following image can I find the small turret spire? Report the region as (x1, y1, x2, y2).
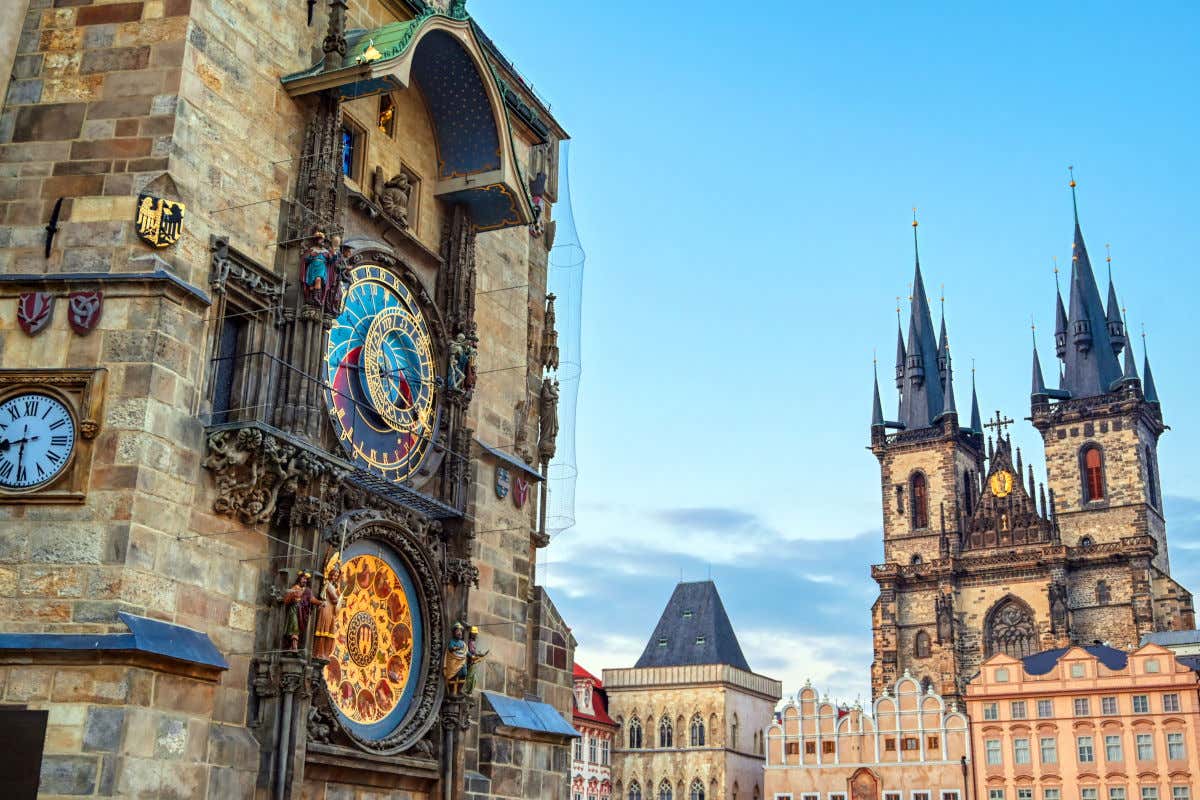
(1032, 323, 1048, 399)
(895, 299, 906, 390)
(1069, 165, 1079, 224)
(1142, 327, 1161, 407)
(872, 358, 885, 428)
(1053, 258, 1068, 359)
(940, 349, 958, 419)
(1104, 244, 1126, 354)
(969, 364, 982, 433)
(1118, 308, 1139, 387)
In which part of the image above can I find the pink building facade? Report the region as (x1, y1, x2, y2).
(573, 664, 618, 800)
(966, 644, 1200, 800)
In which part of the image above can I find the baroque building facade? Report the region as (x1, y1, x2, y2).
(573, 664, 618, 800)
(765, 674, 972, 800)
(868, 187, 1194, 706)
(965, 643, 1200, 800)
(0, 1, 577, 798)
(604, 581, 781, 800)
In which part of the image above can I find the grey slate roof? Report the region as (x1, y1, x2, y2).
(634, 581, 751, 672)
(1141, 630, 1200, 647)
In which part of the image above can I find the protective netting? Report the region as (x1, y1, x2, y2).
(545, 141, 583, 536)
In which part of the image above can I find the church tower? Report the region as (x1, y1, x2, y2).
(868, 188, 1193, 706)
(868, 218, 985, 701)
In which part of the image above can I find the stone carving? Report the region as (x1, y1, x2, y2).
(283, 570, 316, 651)
(538, 378, 559, 464)
(447, 333, 478, 393)
(935, 592, 954, 643)
(210, 237, 285, 322)
(444, 557, 480, 588)
(541, 293, 559, 371)
(307, 702, 334, 744)
(378, 172, 412, 228)
(1049, 582, 1069, 634)
(514, 398, 531, 463)
(203, 427, 329, 525)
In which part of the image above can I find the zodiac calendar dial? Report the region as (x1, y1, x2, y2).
(325, 264, 437, 483)
(323, 553, 416, 726)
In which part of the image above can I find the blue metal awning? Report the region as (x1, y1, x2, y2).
(482, 691, 578, 738)
(0, 612, 228, 670)
(475, 439, 544, 481)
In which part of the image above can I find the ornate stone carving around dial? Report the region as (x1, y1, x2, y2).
(203, 426, 332, 524)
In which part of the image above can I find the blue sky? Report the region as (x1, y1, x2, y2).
(471, 1, 1200, 701)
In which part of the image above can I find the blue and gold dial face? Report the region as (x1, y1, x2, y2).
(326, 264, 437, 483)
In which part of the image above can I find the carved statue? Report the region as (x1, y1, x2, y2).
(936, 593, 954, 643)
(447, 333, 478, 392)
(449, 0, 468, 19)
(541, 293, 559, 371)
(1049, 583, 1069, 633)
(302, 230, 332, 306)
(371, 165, 386, 203)
(378, 172, 412, 228)
(464, 625, 488, 695)
(283, 571, 316, 651)
(324, 238, 352, 314)
(312, 561, 342, 660)
(444, 621, 469, 694)
(538, 378, 559, 464)
(514, 398, 531, 462)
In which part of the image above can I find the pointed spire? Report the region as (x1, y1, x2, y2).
(1142, 329, 1161, 407)
(1053, 258, 1068, 359)
(1104, 244, 1126, 354)
(1032, 324, 1048, 399)
(969, 366, 982, 433)
(1119, 322, 1140, 387)
(940, 350, 957, 419)
(872, 359, 885, 427)
(897, 210, 945, 430)
(895, 302, 906, 390)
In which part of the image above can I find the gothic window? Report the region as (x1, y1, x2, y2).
(377, 93, 397, 137)
(689, 713, 705, 746)
(985, 597, 1039, 658)
(658, 779, 673, 800)
(628, 717, 643, 749)
(915, 630, 932, 658)
(731, 714, 739, 749)
(341, 116, 366, 181)
(896, 485, 905, 514)
(1145, 446, 1160, 509)
(629, 782, 642, 800)
(1082, 445, 1105, 502)
(1096, 581, 1111, 605)
(659, 715, 673, 748)
(963, 469, 975, 514)
(911, 472, 929, 528)
(690, 779, 705, 800)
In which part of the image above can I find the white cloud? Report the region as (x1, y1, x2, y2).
(739, 628, 873, 706)
(575, 631, 645, 676)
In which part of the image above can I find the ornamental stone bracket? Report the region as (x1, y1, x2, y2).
(443, 557, 479, 588)
(203, 424, 339, 525)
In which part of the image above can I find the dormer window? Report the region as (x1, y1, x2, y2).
(658, 637, 668, 648)
(682, 610, 693, 619)
(696, 636, 706, 646)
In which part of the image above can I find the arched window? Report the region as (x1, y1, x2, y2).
(985, 596, 1038, 658)
(658, 779, 673, 800)
(628, 717, 643, 749)
(1096, 580, 1111, 605)
(963, 469, 974, 514)
(915, 629, 931, 658)
(1145, 446, 1160, 509)
(688, 779, 705, 800)
(911, 554, 923, 565)
(1080, 535, 1095, 548)
(628, 781, 642, 800)
(689, 713, 705, 746)
(1082, 445, 1105, 501)
(911, 472, 929, 528)
(659, 715, 673, 748)
(730, 714, 739, 749)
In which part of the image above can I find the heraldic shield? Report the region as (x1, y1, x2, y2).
(68, 291, 103, 335)
(17, 292, 54, 336)
(135, 194, 185, 248)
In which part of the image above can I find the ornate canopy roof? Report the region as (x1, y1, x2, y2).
(281, 11, 534, 231)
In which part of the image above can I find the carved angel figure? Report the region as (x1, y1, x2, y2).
(538, 378, 559, 464)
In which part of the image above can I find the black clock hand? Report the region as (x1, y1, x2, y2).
(16, 424, 28, 475)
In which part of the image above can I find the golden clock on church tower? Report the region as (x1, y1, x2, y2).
(990, 470, 1014, 498)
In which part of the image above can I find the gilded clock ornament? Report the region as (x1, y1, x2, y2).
(0, 392, 76, 490)
(990, 469, 1014, 498)
(326, 263, 438, 483)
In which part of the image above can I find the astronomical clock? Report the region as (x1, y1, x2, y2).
(313, 254, 447, 753)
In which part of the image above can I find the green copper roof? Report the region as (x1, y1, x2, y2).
(348, 14, 430, 65)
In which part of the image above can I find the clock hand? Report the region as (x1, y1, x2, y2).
(16, 424, 28, 476)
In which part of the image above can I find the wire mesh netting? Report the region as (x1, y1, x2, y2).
(545, 141, 583, 536)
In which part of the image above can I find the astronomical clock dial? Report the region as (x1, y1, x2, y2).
(0, 392, 76, 490)
(990, 469, 1014, 498)
(326, 263, 437, 483)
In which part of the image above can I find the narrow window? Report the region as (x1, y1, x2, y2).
(1105, 735, 1122, 761)
(1014, 738, 1031, 764)
(805, 741, 816, 755)
(1135, 733, 1153, 760)
(822, 740, 835, 754)
(1040, 737, 1057, 763)
(378, 94, 396, 137)
(629, 781, 643, 800)
(628, 717, 643, 749)
(911, 473, 929, 528)
(690, 714, 705, 747)
(1078, 736, 1095, 763)
(1083, 445, 1105, 501)
(785, 742, 799, 755)
(915, 630, 931, 658)
(588, 735, 597, 763)
(986, 739, 1002, 765)
(928, 735, 940, 749)
(1168, 732, 1185, 760)
(1146, 446, 1160, 509)
(341, 125, 359, 179)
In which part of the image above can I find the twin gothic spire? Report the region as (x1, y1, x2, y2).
(874, 177, 1161, 433)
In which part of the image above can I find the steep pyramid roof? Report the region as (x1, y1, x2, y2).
(634, 581, 751, 672)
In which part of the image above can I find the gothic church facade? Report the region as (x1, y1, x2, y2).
(868, 186, 1194, 705)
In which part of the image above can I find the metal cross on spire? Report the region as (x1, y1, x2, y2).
(983, 410, 1014, 436)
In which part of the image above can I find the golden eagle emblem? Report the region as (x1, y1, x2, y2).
(135, 194, 185, 248)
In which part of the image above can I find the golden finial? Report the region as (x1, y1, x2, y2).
(940, 283, 945, 304)
(908, 282, 913, 303)
(1052, 255, 1058, 275)
(1068, 164, 1076, 189)
(1105, 243, 1112, 263)
(912, 207, 919, 228)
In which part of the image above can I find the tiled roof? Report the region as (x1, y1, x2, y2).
(572, 663, 616, 728)
(634, 581, 751, 672)
(1021, 644, 1128, 676)
(573, 663, 601, 685)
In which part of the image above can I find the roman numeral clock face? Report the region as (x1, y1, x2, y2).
(0, 393, 76, 490)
